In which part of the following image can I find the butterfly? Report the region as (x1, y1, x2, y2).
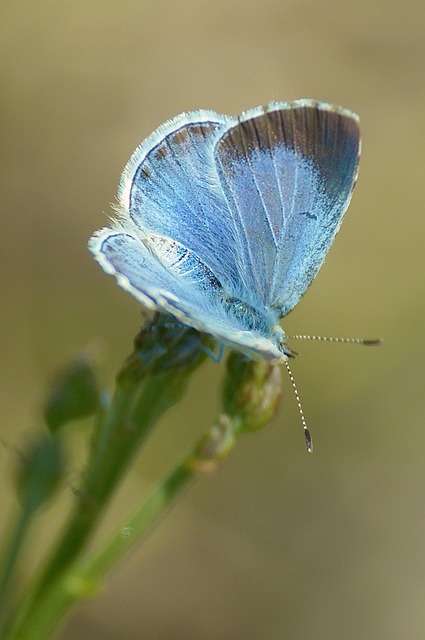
(89, 100, 361, 363)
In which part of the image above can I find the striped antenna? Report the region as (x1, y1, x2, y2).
(288, 334, 382, 346)
(284, 360, 313, 453)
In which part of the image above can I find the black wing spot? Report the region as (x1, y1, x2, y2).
(299, 211, 317, 220)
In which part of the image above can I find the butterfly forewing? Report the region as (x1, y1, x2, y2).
(214, 101, 361, 316)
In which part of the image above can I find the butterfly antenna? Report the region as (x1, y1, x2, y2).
(288, 334, 382, 346)
(284, 360, 313, 453)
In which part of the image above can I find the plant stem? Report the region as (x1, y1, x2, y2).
(2, 321, 208, 639)
(0, 506, 35, 623)
(3, 460, 196, 640)
(37, 352, 205, 590)
(3, 402, 240, 640)
(2, 334, 279, 639)
(81, 461, 194, 579)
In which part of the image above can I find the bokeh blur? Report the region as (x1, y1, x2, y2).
(1, 1, 425, 638)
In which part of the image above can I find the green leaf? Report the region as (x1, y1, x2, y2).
(222, 352, 282, 432)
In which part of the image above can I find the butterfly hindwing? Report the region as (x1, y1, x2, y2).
(90, 229, 282, 360)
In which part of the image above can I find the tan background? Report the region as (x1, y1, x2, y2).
(1, 1, 425, 638)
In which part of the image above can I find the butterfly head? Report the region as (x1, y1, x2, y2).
(271, 325, 297, 361)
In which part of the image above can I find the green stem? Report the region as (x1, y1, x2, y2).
(3, 326, 208, 639)
(4, 403, 240, 640)
(81, 462, 193, 579)
(2, 337, 277, 639)
(30, 379, 149, 593)
(0, 505, 36, 622)
(4, 460, 195, 640)
(36, 365, 201, 591)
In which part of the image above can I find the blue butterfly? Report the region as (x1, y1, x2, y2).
(89, 100, 360, 363)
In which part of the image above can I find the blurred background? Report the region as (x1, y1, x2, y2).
(1, 0, 424, 638)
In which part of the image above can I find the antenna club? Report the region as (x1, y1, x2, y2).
(304, 429, 313, 453)
(284, 360, 313, 453)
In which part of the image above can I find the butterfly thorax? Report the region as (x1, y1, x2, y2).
(219, 293, 294, 360)
(220, 295, 275, 334)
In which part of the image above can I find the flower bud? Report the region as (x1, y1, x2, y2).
(222, 351, 282, 432)
(44, 355, 101, 432)
(15, 436, 64, 511)
(187, 415, 235, 475)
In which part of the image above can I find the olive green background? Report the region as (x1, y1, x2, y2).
(1, 1, 424, 638)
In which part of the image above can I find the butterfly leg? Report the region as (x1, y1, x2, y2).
(200, 341, 224, 363)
